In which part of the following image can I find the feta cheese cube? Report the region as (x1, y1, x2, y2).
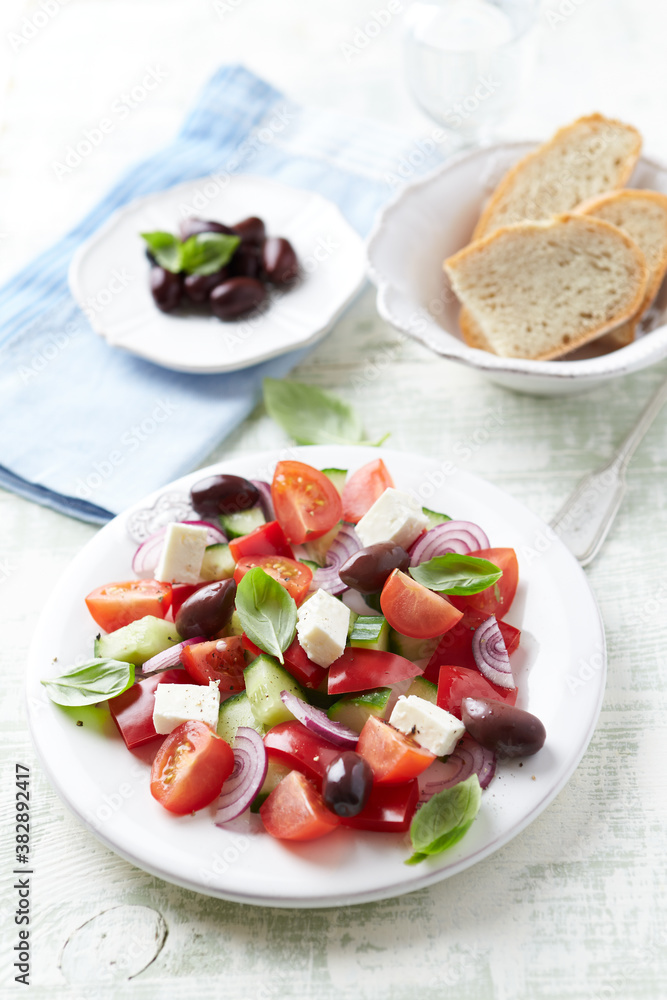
(355, 488, 428, 550)
(389, 695, 465, 757)
(154, 522, 208, 584)
(153, 680, 221, 735)
(296, 588, 350, 668)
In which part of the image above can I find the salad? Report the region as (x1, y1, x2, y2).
(42, 459, 546, 865)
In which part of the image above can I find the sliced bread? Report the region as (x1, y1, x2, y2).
(444, 214, 648, 360)
(578, 188, 667, 345)
(473, 114, 642, 241)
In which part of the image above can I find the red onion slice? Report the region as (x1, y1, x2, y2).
(132, 520, 227, 577)
(251, 480, 275, 521)
(312, 524, 362, 595)
(418, 734, 496, 803)
(472, 615, 515, 689)
(410, 520, 490, 566)
(138, 636, 207, 676)
(215, 727, 268, 826)
(280, 690, 359, 748)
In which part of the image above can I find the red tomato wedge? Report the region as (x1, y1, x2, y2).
(150, 721, 234, 815)
(233, 554, 312, 604)
(228, 520, 294, 562)
(260, 770, 340, 841)
(380, 569, 463, 639)
(263, 721, 341, 786)
(340, 779, 419, 833)
(422, 610, 521, 684)
(243, 635, 327, 690)
(181, 637, 246, 694)
(271, 461, 342, 544)
(85, 579, 172, 632)
(437, 664, 519, 720)
(448, 548, 519, 620)
(108, 669, 189, 749)
(327, 647, 419, 695)
(341, 459, 394, 523)
(357, 716, 436, 784)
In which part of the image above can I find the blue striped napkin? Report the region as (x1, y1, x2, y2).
(0, 65, 444, 523)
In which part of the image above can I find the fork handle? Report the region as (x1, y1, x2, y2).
(550, 370, 667, 565)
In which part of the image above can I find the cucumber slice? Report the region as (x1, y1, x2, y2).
(250, 759, 291, 813)
(94, 616, 181, 666)
(244, 654, 304, 728)
(302, 521, 342, 566)
(349, 615, 390, 651)
(219, 506, 266, 539)
(422, 507, 452, 530)
(217, 690, 265, 745)
(328, 687, 392, 733)
(389, 629, 440, 664)
(321, 468, 347, 496)
(405, 676, 438, 705)
(299, 559, 320, 573)
(200, 542, 235, 581)
(346, 610, 359, 638)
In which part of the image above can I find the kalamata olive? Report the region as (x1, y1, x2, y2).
(229, 245, 263, 280)
(190, 474, 260, 517)
(233, 216, 266, 246)
(175, 579, 237, 640)
(149, 266, 182, 312)
(210, 277, 266, 320)
(461, 697, 546, 758)
(179, 217, 235, 241)
(262, 237, 299, 285)
(339, 542, 410, 595)
(183, 268, 230, 303)
(322, 751, 373, 818)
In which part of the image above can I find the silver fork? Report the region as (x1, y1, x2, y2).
(550, 371, 667, 566)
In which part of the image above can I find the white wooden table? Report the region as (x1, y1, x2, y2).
(2, 1, 666, 997)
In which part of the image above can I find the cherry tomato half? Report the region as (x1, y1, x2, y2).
(449, 548, 519, 620)
(356, 716, 436, 784)
(233, 555, 312, 605)
(85, 579, 172, 633)
(380, 569, 463, 639)
(260, 770, 340, 841)
(271, 461, 342, 544)
(341, 459, 394, 523)
(181, 636, 246, 694)
(150, 720, 234, 815)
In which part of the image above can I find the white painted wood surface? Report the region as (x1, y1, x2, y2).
(1, 1, 667, 997)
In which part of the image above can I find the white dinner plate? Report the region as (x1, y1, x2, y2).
(26, 446, 606, 908)
(68, 176, 366, 373)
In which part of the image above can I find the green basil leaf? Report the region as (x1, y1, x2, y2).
(180, 233, 240, 275)
(235, 567, 297, 665)
(406, 774, 482, 865)
(409, 554, 502, 595)
(263, 378, 388, 447)
(140, 231, 183, 273)
(41, 659, 135, 707)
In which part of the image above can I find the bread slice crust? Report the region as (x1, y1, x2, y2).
(445, 214, 648, 361)
(473, 114, 642, 241)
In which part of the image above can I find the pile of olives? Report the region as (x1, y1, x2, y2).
(148, 216, 299, 320)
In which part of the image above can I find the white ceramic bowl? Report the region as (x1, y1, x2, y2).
(69, 175, 366, 374)
(367, 142, 667, 396)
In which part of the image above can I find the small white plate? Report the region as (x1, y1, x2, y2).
(26, 446, 606, 908)
(367, 143, 667, 395)
(69, 176, 366, 373)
